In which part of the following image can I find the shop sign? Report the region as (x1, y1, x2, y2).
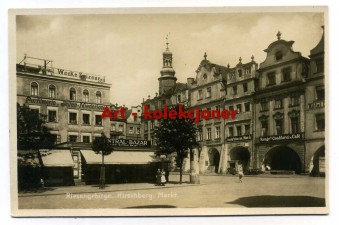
(259, 133, 303, 142)
(54, 68, 105, 83)
(308, 100, 324, 110)
(226, 135, 252, 142)
(26, 97, 58, 106)
(319, 157, 325, 173)
(61, 101, 105, 110)
(109, 139, 151, 148)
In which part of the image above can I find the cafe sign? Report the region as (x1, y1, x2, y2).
(259, 133, 303, 143)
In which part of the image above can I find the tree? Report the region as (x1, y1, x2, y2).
(154, 105, 199, 184)
(17, 103, 55, 190)
(17, 103, 55, 150)
(91, 133, 114, 189)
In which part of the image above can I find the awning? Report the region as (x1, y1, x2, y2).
(39, 149, 74, 167)
(80, 150, 156, 165)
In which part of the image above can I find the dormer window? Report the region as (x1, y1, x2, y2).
(275, 51, 283, 61)
(203, 73, 207, 80)
(238, 69, 242, 77)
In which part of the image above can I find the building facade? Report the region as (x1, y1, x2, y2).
(221, 57, 258, 174)
(17, 55, 111, 184)
(142, 29, 326, 176)
(253, 32, 310, 174)
(305, 27, 325, 176)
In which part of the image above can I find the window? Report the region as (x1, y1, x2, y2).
(244, 102, 250, 112)
(69, 112, 77, 124)
(111, 124, 116, 131)
(118, 124, 124, 132)
(290, 117, 299, 133)
(316, 114, 325, 131)
(151, 121, 154, 130)
(238, 69, 242, 77)
(96, 91, 102, 103)
(290, 94, 300, 106)
(50, 134, 60, 145)
(282, 67, 291, 82)
(95, 115, 102, 125)
(177, 94, 181, 103)
(49, 85, 56, 98)
(245, 67, 251, 75)
(134, 116, 138, 122)
(136, 127, 141, 134)
(82, 113, 90, 125)
(267, 72, 276, 86)
(129, 127, 134, 134)
(236, 126, 242, 136)
(198, 90, 203, 100)
(70, 88, 76, 101)
(232, 86, 237, 95)
(274, 99, 283, 109)
(229, 105, 234, 111)
(315, 58, 324, 73)
(48, 110, 57, 123)
(83, 136, 90, 143)
(83, 89, 89, 102)
(228, 127, 234, 137)
(30, 108, 39, 115)
(206, 128, 211, 140)
(69, 135, 78, 142)
(244, 124, 250, 135)
(260, 101, 268, 111)
(197, 128, 203, 141)
(215, 126, 220, 139)
(243, 83, 248, 93)
(261, 120, 268, 136)
(206, 87, 211, 98)
(236, 104, 242, 113)
(203, 73, 207, 80)
(215, 105, 221, 112)
(275, 51, 283, 61)
(316, 86, 325, 100)
(31, 82, 39, 96)
(275, 119, 283, 135)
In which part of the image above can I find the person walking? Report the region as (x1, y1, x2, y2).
(155, 168, 161, 186)
(160, 169, 166, 186)
(238, 164, 244, 183)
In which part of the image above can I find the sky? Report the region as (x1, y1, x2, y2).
(16, 12, 324, 108)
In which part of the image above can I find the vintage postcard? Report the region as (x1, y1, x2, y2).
(9, 7, 328, 217)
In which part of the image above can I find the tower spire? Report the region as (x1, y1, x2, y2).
(166, 34, 169, 51)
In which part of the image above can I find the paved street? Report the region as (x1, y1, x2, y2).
(18, 174, 325, 209)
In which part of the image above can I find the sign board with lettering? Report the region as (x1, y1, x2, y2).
(226, 135, 252, 142)
(259, 133, 303, 143)
(108, 139, 151, 148)
(319, 156, 325, 173)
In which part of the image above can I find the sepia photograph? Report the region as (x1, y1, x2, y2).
(9, 7, 328, 217)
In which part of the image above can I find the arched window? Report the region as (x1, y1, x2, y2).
(70, 88, 76, 101)
(49, 85, 56, 98)
(96, 91, 102, 103)
(31, 82, 39, 96)
(83, 89, 89, 102)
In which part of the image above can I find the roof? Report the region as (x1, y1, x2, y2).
(80, 150, 156, 164)
(39, 149, 74, 167)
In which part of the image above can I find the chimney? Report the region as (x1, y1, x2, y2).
(187, 78, 194, 87)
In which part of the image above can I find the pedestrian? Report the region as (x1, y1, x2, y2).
(160, 169, 166, 186)
(155, 168, 161, 186)
(238, 164, 244, 183)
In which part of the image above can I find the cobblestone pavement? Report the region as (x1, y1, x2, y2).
(18, 174, 325, 209)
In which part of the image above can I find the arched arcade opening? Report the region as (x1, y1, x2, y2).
(264, 146, 301, 174)
(228, 146, 251, 171)
(208, 148, 220, 173)
(310, 145, 325, 177)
